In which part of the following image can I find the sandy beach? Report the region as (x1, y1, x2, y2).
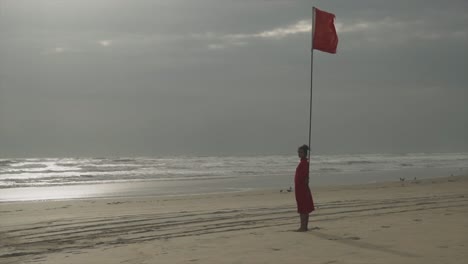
(1, 174, 467, 264)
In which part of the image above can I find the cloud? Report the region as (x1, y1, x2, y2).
(451, 30, 468, 39)
(207, 44, 226, 50)
(54, 47, 65, 53)
(98, 40, 112, 47)
(335, 21, 370, 33)
(200, 16, 467, 49)
(39, 39, 113, 56)
(39, 14, 467, 54)
(227, 19, 311, 40)
(41, 46, 78, 55)
(201, 20, 311, 50)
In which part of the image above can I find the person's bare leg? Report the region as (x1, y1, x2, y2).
(296, 214, 307, 232)
(304, 214, 309, 231)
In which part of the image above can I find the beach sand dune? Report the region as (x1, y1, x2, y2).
(1, 175, 467, 264)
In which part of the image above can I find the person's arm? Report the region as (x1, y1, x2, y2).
(298, 162, 309, 186)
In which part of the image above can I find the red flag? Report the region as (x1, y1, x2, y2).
(313, 7, 338, 54)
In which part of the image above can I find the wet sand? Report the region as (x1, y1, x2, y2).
(1, 174, 467, 264)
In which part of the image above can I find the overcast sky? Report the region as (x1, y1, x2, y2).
(1, 0, 467, 157)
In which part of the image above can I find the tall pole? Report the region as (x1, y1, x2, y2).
(308, 7, 315, 163)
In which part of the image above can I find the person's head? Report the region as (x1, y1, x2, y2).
(297, 144, 309, 159)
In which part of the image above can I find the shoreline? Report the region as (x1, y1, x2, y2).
(1, 167, 465, 203)
(0, 168, 468, 204)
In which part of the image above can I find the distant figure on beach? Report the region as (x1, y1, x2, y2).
(294, 144, 315, 232)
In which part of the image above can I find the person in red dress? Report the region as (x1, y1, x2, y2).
(295, 144, 315, 232)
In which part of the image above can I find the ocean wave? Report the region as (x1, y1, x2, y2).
(112, 158, 136, 162)
(9, 163, 48, 169)
(0, 169, 83, 176)
(0, 160, 16, 166)
(235, 170, 258, 175)
(319, 168, 342, 172)
(346, 160, 375, 165)
(400, 163, 414, 167)
(55, 163, 81, 167)
(0, 153, 467, 189)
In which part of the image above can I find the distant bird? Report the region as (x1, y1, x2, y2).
(399, 177, 405, 182)
(287, 186, 293, 192)
(280, 189, 283, 193)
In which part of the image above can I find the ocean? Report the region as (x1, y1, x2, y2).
(1, 153, 467, 201)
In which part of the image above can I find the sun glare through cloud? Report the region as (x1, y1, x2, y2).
(99, 40, 112, 47)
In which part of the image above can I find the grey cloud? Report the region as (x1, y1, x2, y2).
(1, 0, 467, 157)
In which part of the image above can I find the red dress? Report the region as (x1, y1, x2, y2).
(294, 158, 315, 214)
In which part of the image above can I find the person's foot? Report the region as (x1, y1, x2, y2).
(295, 227, 308, 232)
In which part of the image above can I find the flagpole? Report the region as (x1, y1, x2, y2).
(308, 7, 315, 164)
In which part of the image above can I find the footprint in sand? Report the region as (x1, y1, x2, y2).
(271, 248, 281, 251)
(413, 219, 422, 222)
(381, 225, 391, 228)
